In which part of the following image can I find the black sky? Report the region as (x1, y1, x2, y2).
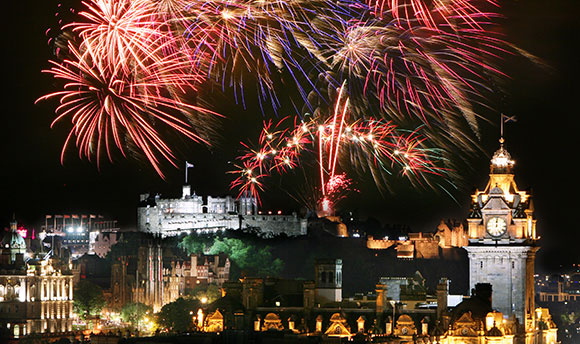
(2, 0, 579, 270)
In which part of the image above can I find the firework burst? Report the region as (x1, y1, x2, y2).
(39, 0, 222, 177)
(231, 82, 447, 212)
(38, 40, 219, 177)
(41, 0, 522, 184)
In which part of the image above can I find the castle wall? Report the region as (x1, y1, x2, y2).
(137, 193, 307, 237)
(366, 237, 396, 250)
(414, 241, 439, 259)
(241, 214, 307, 236)
(367, 236, 440, 259)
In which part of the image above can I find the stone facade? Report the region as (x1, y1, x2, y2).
(314, 259, 342, 304)
(465, 246, 537, 326)
(0, 221, 74, 338)
(465, 140, 538, 332)
(40, 214, 119, 259)
(109, 234, 230, 312)
(137, 185, 307, 237)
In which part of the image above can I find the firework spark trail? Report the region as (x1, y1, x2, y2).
(69, 0, 170, 76)
(180, 0, 354, 106)
(366, 0, 500, 31)
(38, 40, 220, 178)
(42, 0, 517, 181)
(39, 0, 225, 177)
(231, 86, 447, 209)
(329, 21, 500, 135)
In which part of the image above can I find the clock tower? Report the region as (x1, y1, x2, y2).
(465, 138, 538, 331)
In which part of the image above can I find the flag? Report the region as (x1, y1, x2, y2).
(502, 114, 517, 123)
(186, 161, 194, 168)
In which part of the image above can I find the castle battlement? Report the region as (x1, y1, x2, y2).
(137, 185, 307, 237)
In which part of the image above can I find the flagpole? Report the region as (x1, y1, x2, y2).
(500, 113, 504, 139)
(185, 161, 188, 185)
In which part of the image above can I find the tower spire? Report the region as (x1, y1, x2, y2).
(491, 115, 516, 174)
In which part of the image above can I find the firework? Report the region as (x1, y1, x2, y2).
(37, 41, 220, 177)
(366, 0, 500, 31)
(41, 0, 518, 183)
(231, 83, 447, 212)
(39, 0, 223, 177)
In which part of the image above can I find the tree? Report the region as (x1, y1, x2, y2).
(179, 234, 214, 254)
(120, 302, 152, 328)
(187, 284, 221, 304)
(73, 280, 106, 320)
(180, 235, 285, 278)
(156, 297, 201, 333)
(207, 237, 284, 277)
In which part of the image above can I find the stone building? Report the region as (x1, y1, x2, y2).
(465, 138, 538, 331)
(0, 220, 74, 338)
(189, 137, 558, 344)
(314, 258, 342, 304)
(366, 226, 467, 258)
(109, 233, 230, 312)
(137, 185, 307, 237)
(40, 214, 119, 259)
(536, 271, 580, 303)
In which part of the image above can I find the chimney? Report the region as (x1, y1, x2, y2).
(474, 283, 492, 307)
(376, 283, 388, 325)
(436, 278, 449, 318)
(376, 283, 388, 313)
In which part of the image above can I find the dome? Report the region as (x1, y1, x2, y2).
(264, 313, 281, 321)
(329, 313, 347, 323)
(487, 326, 503, 337)
(1, 228, 26, 250)
(490, 141, 514, 173)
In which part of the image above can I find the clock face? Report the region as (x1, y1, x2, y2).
(486, 217, 507, 237)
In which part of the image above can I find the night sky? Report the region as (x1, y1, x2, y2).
(2, 0, 579, 270)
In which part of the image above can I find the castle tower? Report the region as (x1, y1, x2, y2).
(464, 138, 538, 331)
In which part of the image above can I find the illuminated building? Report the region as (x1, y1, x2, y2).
(40, 214, 119, 259)
(0, 220, 74, 338)
(195, 137, 558, 344)
(366, 221, 467, 257)
(536, 272, 580, 303)
(437, 138, 557, 344)
(314, 259, 342, 304)
(109, 233, 230, 312)
(137, 185, 307, 237)
(465, 139, 538, 329)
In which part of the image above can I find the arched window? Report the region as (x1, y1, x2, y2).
(42, 281, 48, 299)
(7, 285, 14, 299)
